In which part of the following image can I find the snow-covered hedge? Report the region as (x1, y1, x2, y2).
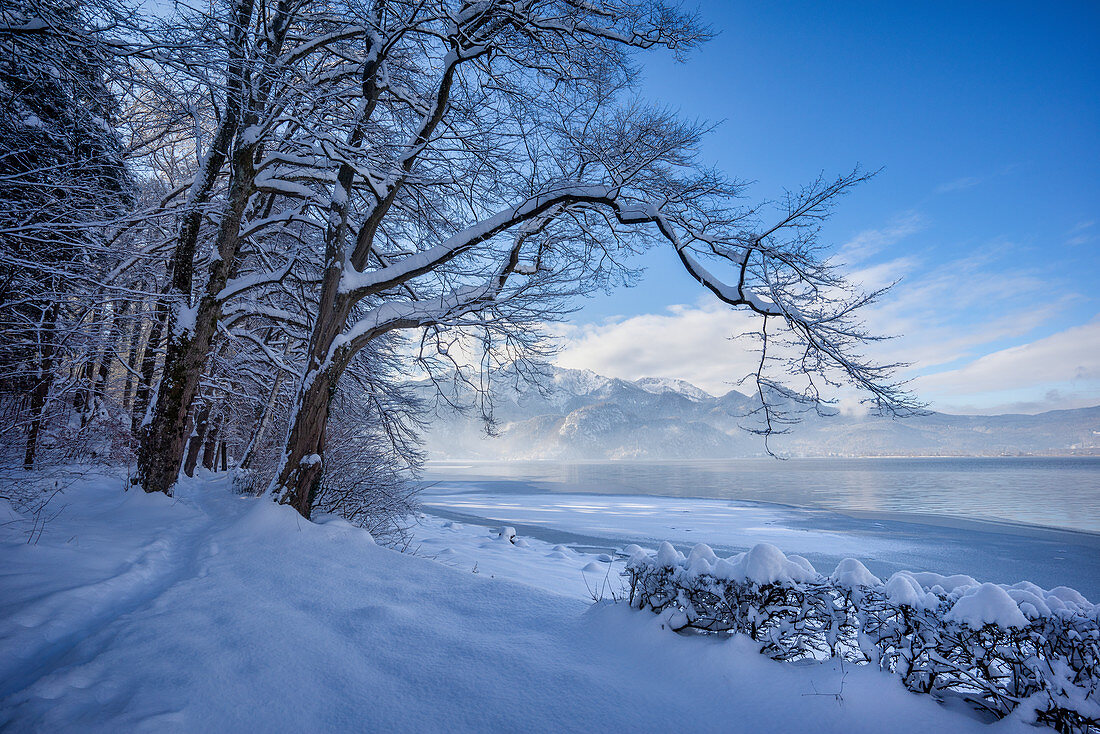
(626, 541, 1100, 732)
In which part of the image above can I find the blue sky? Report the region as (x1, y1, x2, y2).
(556, 1, 1100, 414)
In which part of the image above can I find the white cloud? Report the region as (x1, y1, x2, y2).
(934, 166, 1017, 196)
(837, 213, 924, 265)
(555, 203, 1094, 415)
(554, 256, 1093, 414)
(1066, 220, 1095, 247)
(935, 176, 982, 194)
(851, 248, 1080, 372)
(915, 319, 1100, 410)
(834, 226, 1078, 375)
(555, 299, 761, 396)
(555, 302, 1100, 414)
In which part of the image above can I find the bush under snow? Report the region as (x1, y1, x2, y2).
(626, 541, 1100, 732)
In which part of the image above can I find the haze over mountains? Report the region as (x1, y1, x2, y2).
(414, 367, 1100, 460)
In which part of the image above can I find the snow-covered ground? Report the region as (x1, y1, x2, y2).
(411, 515, 626, 602)
(420, 488, 902, 556)
(1, 471, 1041, 732)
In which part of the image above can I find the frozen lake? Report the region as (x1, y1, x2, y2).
(424, 457, 1100, 532)
(419, 458, 1100, 599)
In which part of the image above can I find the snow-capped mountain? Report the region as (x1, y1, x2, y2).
(633, 376, 714, 402)
(413, 366, 1100, 460)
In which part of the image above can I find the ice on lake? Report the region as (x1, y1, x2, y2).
(420, 458, 1100, 599)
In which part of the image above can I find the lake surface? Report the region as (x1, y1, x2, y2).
(423, 457, 1100, 534)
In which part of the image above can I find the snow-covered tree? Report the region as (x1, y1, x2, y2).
(240, 0, 917, 517)
(127, 0, 305, 494)
(0, 0, 134, 467)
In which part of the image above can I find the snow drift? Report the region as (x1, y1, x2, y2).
(627, 541, 1100, 731)
(0, 471, 1043, 732)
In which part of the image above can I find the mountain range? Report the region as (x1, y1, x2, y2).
(412, 366, 1100, 460)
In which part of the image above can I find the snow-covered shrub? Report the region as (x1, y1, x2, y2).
(626, 543, 1100, 732)
(0, 393, 135, 469)
(308, 371, 424, 548)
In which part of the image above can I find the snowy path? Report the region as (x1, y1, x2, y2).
(0, 474, 234, 701)
(1, 474, 1036, 732)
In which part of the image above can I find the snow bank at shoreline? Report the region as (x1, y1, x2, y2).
(1, 472, 1034, 732)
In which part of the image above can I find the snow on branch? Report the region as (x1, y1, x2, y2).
(334, 163, 917, 428)
(337, 184, 614, 298)
(215, 252, 299, 306)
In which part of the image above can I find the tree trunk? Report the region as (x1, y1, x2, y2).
(201, 413, 221, 470)
(239, 370, 284, 471)
(131, 302, 165, 435)
(269, 256, 355, 517)
(92, 299, 125, 410)
(266, 24, 380, 516)
(135, 133, 261, 494)
(72, 302, 107, 427)
(24, 302, 60, 469)
(122, 300, 146, 411)
(183, 403, 209, 476)
(132, 0, 264, 495)
(219, 440, 228, 471)
(270, 363, 339, 519)
(135, 300, 220, 493)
